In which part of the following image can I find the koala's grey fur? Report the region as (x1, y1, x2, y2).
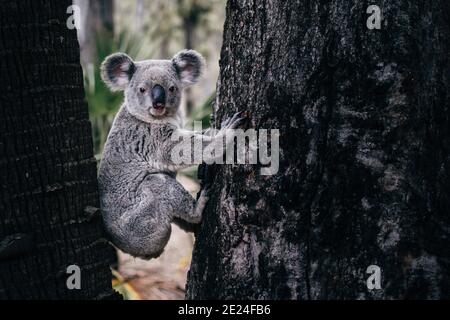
(98, 50, 246, 259)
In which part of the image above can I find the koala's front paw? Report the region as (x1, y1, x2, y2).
(223, 111, 250, 130)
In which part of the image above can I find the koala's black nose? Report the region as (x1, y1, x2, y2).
(151, 84, 166, 107)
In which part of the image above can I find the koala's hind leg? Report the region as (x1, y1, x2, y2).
(135, 173, 208, 233)
(113, 199, 172, 259)
(113, 173, 178, 259)
(166, 177, 209, 228)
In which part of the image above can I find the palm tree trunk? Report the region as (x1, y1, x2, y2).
(187, 0, 450, 299)
(0, 0, 118, 299)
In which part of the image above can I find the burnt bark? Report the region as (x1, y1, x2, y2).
(187, 0, 450, 299)
(0, 0, 118, 299)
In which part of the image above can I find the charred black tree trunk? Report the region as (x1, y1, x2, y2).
(0, 0, 118, 299)
(187, 0, 450, 299)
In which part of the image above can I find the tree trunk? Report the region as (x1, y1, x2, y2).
(0, 0, 118, 299)
(187, 0, 450, 299)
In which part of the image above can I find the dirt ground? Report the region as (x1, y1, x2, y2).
(114, 173, 199, 300)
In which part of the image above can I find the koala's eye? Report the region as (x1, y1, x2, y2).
(169, 86, 176, 92)
(139, 87, 146, 93)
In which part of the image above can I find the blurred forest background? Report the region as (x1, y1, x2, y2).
(74, 0, 225, 299)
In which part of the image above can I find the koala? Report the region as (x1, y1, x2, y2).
(98, 49, 247, 259)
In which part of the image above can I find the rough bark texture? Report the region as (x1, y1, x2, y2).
(187, 0, 450, 299)
(0, 0, 118, 299)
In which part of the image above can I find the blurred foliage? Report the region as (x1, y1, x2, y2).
(185, 93, 214, 129)
(115, 0, 225, 59)
(176, 0, 212, 22)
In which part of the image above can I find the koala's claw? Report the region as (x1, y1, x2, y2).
(201, 188, 211, 203)
(221, 111, 250, 129)
(227, 111, 250, 129)
(223, 111, 238, 125)
(221, 117, 231, 128)
(231, 111, 244, 121)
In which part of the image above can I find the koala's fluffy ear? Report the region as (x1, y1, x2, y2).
(172, 50, 205, 87)
(101, 53, 136, 91)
